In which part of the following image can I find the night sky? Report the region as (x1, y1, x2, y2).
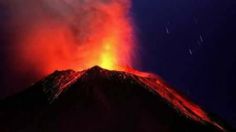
(132, 0, 236, 127)
(0, 0, 236, 128)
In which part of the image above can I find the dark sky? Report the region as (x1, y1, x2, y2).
(0, 0, 235, 128)
(132, 0, 236, 127)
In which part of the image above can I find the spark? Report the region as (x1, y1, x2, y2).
(200, 35, 204, 42)
(165, 27, 170, 34)
(189, 49, 193, 55)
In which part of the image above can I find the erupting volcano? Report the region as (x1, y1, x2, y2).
(1, 0, 234, 132)
(0, 66, 232, 132)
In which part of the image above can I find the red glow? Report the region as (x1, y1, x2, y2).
(122, 67, 225, 131)
(15, 0, 134, 74)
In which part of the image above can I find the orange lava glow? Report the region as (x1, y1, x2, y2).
(122, 67, 225, 131)
(15, 0, 135, 74)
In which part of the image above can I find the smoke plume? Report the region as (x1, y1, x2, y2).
(0, 0, 135, 97)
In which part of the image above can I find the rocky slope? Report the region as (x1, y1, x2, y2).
(0, 66, 232, 132)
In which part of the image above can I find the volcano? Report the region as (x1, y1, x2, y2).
(0, 66, 232, 132)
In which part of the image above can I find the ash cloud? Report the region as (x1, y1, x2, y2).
(0, 0, 134, 98)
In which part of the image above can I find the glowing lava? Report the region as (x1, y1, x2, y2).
(14, 0, 135, 75)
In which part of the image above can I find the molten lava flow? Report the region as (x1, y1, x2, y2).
(14, 0, 135, 75)
(121, 67, 225, 131)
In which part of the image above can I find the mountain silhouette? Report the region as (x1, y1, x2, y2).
(0, 66, 232, 132)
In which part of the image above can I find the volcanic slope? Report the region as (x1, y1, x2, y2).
(0, 66, 232, 132)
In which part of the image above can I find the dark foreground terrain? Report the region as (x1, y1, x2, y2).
(0, 66, 233, 132)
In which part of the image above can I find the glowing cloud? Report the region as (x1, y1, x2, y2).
(10, 0, 135, 75)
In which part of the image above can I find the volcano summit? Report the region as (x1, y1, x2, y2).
(0, 66, 232, 132)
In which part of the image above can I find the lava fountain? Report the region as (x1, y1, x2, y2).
(14, 0, 135, 75)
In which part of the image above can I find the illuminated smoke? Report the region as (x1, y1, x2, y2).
(8, 0, 135, 75)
